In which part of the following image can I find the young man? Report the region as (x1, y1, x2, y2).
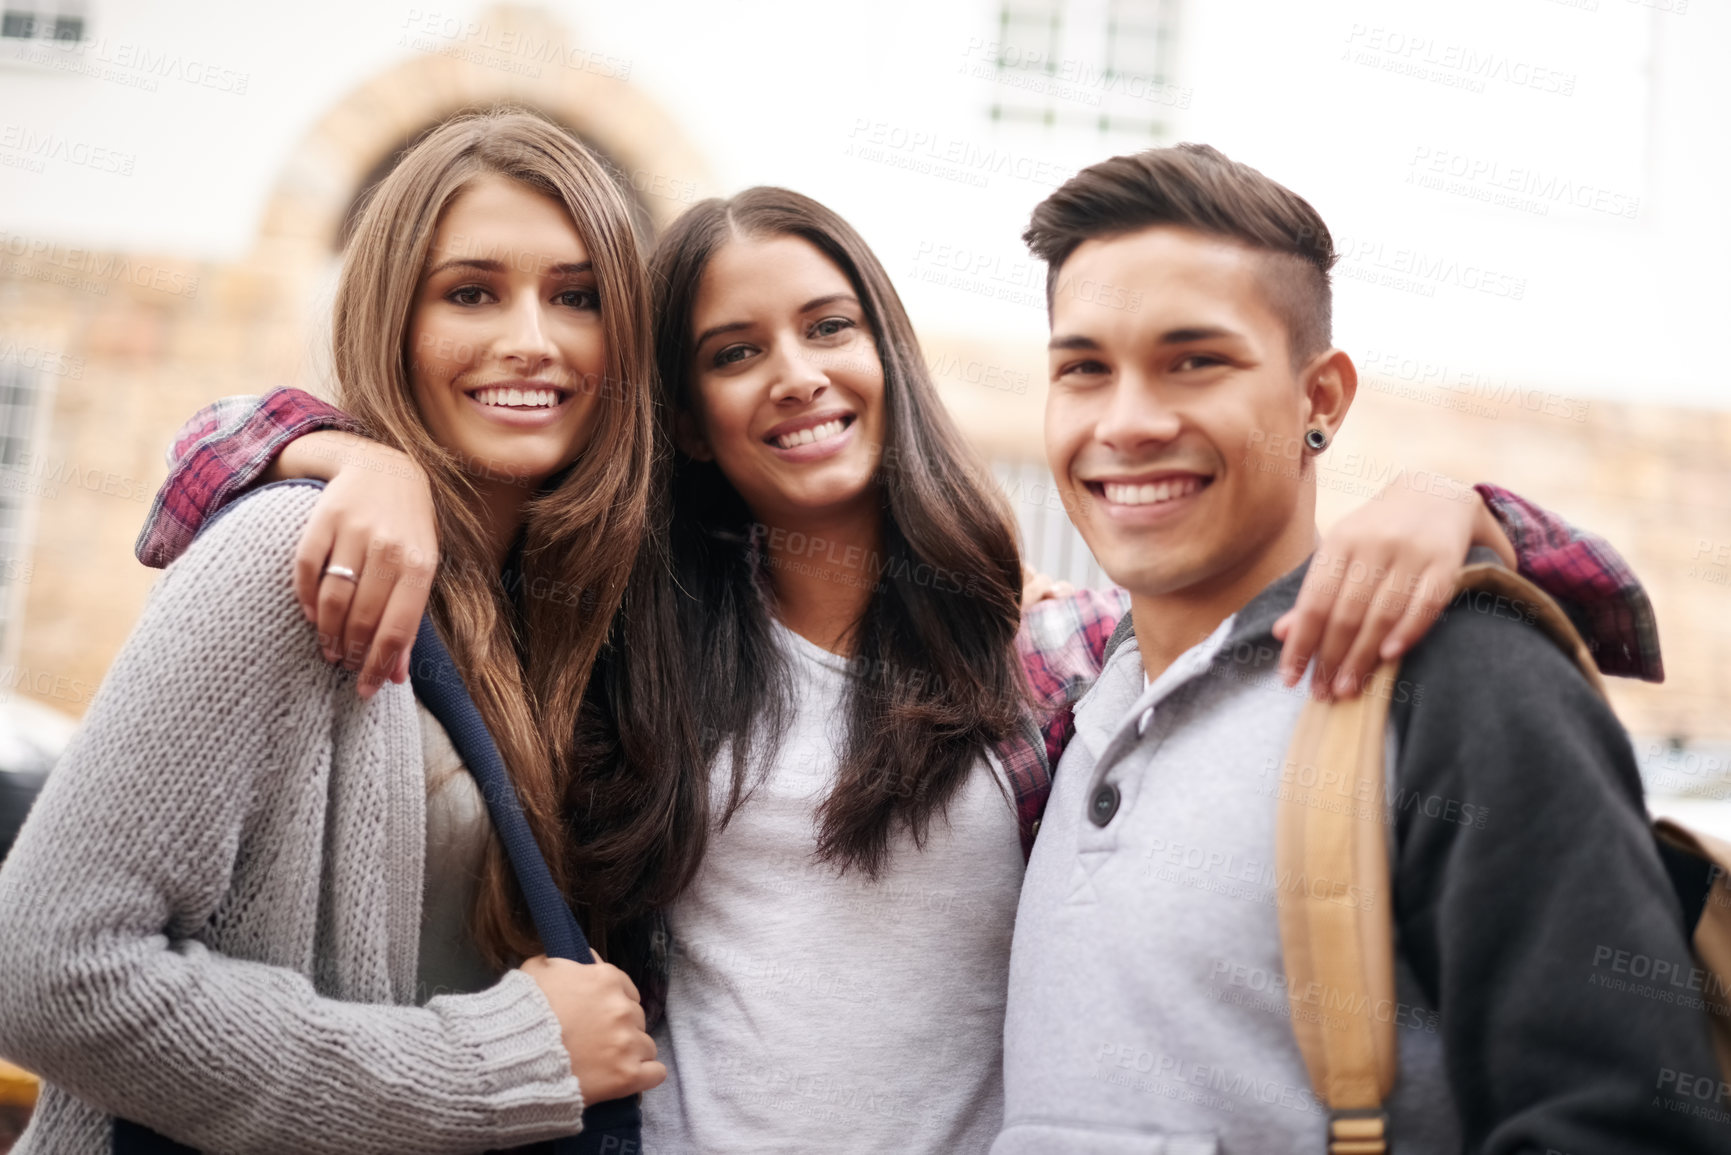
(993, 145, 1722, 1153)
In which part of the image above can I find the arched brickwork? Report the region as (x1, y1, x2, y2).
(253, 3, 711, 267)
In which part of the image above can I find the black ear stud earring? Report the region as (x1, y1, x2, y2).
(1304, 428, 1329, 452)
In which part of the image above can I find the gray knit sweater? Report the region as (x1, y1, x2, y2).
(0, 483, 586, 1153)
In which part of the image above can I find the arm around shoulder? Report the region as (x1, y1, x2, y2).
(136, 387, 356, 569)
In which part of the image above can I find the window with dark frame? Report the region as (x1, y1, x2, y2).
(0, 364, 45, 657)
(0, 6, 86, 44)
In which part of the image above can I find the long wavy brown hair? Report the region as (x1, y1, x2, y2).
(649, 188, 1029, 877)
(331, 108, 657, 966)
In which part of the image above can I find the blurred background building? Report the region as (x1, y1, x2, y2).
(0, 0, 1726, 857)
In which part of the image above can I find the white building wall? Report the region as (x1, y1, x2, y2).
(0, 0, 1726, 408)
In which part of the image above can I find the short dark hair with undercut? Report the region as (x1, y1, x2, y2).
(1024, 143, 1338, 366)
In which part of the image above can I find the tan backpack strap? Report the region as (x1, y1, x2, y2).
(0, 1056, 37, 1108)
(1277, 663, 1399, 1154)
(1654, 819, 1731, 1076)
(1277, 563, 1605, 1153)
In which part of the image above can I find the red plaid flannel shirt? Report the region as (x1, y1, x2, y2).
(136, 388, 1665, 856)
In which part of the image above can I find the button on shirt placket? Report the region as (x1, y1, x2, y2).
(1081, 641, 1223, 841)
(1058, 625, 1233, 920)
(1064, 688, 1188, 917)
(1080, 704, 1172, 848)
(1086, 709, 1165, 833)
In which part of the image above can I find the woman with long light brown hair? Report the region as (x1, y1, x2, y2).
(0, 110, 665, 1152)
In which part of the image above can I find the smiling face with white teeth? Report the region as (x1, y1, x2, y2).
(407, 174, 606, 493)
(683, 234, 886, 528)
(1045, 224, 1354, 610)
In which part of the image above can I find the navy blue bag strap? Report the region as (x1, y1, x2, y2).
(408, 615, 642, 1155)
(410, 616, 590, 961)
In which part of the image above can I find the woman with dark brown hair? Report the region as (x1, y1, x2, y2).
(128, 186, 1646, 1153)
(631, 188, 1035, 1153)
(0, 109, 665, 1152)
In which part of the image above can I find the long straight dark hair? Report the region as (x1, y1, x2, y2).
(647, 188, 1029, 876)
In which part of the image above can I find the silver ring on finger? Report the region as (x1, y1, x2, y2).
(323, 564, 360, 584)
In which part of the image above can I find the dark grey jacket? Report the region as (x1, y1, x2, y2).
(1387, 555, 1722, 1150)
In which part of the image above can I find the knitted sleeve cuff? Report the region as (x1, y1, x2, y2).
(433, 968, 586, 1135)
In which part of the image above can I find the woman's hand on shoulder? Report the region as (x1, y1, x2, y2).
(1274, 479, 1514, 700)
(281, 432, 440, 699)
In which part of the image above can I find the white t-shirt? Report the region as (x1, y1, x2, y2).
(643, 620, 1027, 1153)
